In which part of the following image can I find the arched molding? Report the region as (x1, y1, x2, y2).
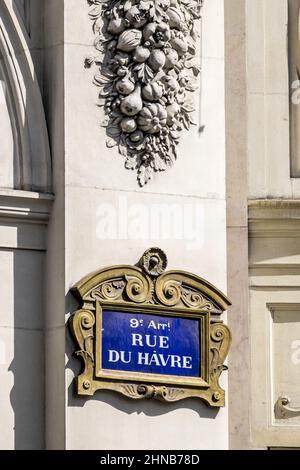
(13, 1, 31, 36)
(0, 0, 51, 192)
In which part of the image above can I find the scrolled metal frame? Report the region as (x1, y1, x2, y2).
(69, 249, 231, 407)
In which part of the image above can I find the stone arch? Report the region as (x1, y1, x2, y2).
(0, 0, 51, 192)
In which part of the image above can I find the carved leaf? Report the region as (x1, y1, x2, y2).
(138, 165, 154, 187)
(119, 135, 128, 157)
(152, 155, 167, 172)
(89, 6, 102, 21)
(107, 125, 121, 138)
(112, 280, 126, 289)
(134, 63, 154, 84)
(106, 138, 118, 148)
(125, 156, 137, 170)
(70, 310, 95, 374)
(120, 384, 139, 398)
(93, 74, 111, 86)
(164, 388, 185, 402)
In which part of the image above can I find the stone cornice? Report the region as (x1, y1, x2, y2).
(249, 198, 300, 212)
(249, 199, 300, 238)
(0, 189, 54, 224)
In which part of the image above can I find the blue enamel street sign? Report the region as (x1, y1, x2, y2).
(102, 310, 201, 377)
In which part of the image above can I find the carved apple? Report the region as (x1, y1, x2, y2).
(133, 46, 151, 63)
(143, 22, 171, 48)
(116, 78, 135, 95)
(148, 50, 166, 71)
(120, 117, 137, 133)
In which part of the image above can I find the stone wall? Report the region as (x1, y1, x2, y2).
(0, 0, 231, 449)
(61, 0, 229, 450)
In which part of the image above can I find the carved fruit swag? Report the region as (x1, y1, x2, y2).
(87, 0, 203, 186)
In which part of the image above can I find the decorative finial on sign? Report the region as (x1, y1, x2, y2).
(140, 247, 168, 277)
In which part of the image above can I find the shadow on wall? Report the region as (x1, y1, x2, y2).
(65, 292, 219, 420)
(9, 228, 45, 450)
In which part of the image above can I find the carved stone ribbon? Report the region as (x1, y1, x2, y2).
(87, 0, 203, 186)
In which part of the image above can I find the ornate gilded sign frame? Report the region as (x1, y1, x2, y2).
(69, 248, 231, 407)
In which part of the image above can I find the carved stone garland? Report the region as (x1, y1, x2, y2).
(86, 0, 203, 186)
(69, 248, 232, 407)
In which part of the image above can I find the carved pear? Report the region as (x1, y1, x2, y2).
(116, 78, 135, 95)
(120, 85, 143, 116)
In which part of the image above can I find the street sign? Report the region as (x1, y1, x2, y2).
(101, 310, 201, 377)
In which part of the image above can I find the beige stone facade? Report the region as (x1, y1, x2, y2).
(0, 0, 299, 450)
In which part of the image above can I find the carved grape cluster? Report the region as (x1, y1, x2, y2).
(87, 0, 203, 186)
